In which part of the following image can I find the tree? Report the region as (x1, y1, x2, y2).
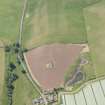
(22, 48, 28, 52)
(5, 46, 11, 52)
(15, 42, 20, 48)
(16, 57, 21, 65)
(14, 48, 19, 53)
(8, 62, 16, 71)
(22, 70, 26, 74)
(12, 74, 18, 81)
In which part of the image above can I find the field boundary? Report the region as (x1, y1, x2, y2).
(0, 41, 5, 105)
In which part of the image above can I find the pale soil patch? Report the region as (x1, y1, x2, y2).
(0, 41, 5, 104)
(26, 13, 29, 18)
(81, 44, 90, 53)
(24, 43, 83, 90)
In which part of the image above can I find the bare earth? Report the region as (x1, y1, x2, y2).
(24, 44, 83, 90)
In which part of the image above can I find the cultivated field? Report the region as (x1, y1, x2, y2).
(0, 41, 5, 105)
(61, 78, 105, 105)
(84, 0, 105, 77)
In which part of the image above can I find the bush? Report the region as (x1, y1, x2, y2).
(5, 46, 11, 52)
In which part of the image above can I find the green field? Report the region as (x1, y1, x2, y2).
(84, 0, 105, 77)
(23, 0, 97, 48)
(0, 0, 24, 43)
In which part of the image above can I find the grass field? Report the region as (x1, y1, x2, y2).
(22, 0, 87, 48)
(0, 0, 24, 43)
(22, 0, 102, 49)
(0, 42, 5, 105)
(84, 0, 105, 77)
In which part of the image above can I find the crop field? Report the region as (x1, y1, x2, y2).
(84, 0, 105, 77)
(0, 0, 24, 43)
(61, 79, 105, 105)
(0, 42, 5, 105)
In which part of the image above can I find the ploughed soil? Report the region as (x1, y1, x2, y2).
(24, 44, 83, 90)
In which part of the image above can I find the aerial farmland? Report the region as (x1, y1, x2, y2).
(0, 0, 105, 105)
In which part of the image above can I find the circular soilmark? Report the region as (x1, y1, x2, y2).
(46, 61, 54, 70)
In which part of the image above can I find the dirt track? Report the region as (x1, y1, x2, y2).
(24, 44, 83, 90)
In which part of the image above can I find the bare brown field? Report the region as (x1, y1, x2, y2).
(24, 44, 83, 90)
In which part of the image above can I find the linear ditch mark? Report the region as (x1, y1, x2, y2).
(0, 46, 4, 48)
(64, 95, 67, 105)
(90, 84, 98, 105)
(74, 94, 77, 105)
(82, 89, 88, 105)
(99, 80, 105, 97)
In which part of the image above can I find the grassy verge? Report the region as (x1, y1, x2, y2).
(0, 43, 5, 105)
